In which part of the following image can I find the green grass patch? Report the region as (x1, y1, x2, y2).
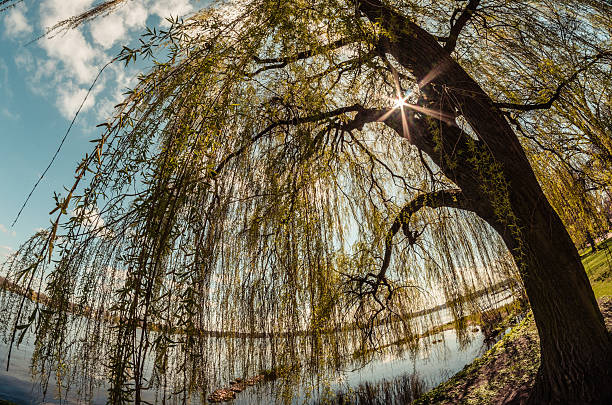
(582, 237, 612, 298)
(413, 313, 540, 404)
(411, 238, 612, 404)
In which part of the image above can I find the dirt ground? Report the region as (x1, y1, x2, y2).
(414, 296, 612, 404)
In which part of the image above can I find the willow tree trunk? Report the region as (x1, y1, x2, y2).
(434, 67, 612, 403)
(436, 56, 612, 405)
(433, 102, 612, 403)
(492, 170, 612, 404)
(355, 1, 612, 402)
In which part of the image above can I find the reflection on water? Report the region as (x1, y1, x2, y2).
(1, 324, 486, 404)
(299, 327, 485, 404)
(0, 288, 515, 404)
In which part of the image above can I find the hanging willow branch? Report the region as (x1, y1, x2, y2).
(12, 0, 611, 402)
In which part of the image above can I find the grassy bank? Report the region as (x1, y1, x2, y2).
(412, 238, 612, 404)
(582, 237, 612, 298)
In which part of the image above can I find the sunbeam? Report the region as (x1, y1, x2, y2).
(378, 90, 456, 140)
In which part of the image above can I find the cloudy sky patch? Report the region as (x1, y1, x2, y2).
(3, 3, 33, 38)
(0, 0, 200, 258)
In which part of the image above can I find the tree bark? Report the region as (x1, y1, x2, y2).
(355, 1, 612, 402)
(586, 229, 598, 253)
(496, 180, 612, 404)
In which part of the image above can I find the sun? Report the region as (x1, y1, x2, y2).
(393, 96, 409, 109)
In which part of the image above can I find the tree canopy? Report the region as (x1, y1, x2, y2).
(1, 0, 611, 403)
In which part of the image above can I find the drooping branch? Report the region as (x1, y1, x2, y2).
(345, 188, 471, 301)
(31, 0, 128, 42)
(0, 0, 23, 13)
(252, 37, 353, 73)
(251, 46, 376, 78)
(507, 115, 608, 188)
(442, 0, 481, 53)
(343, 188, 473, 338)
(214, 104, 363, 174)
(345, 131, 420, 192)
(379, 188, 470, 281)
(494, 51, 611, 111)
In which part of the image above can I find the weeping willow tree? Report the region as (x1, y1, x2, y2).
(531, 158, 608, 252)
(485, 3, 612, 254)
(1, 0, 612, 404)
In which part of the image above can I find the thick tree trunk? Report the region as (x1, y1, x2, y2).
(438, 91, 612, 402)
(499, 188, 612, 404)
(393, 98, 612, 403)
(355, 1, 612, 402)
(433, 115, 612, 403)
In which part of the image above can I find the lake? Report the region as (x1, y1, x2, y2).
(0, 290, 513, 404)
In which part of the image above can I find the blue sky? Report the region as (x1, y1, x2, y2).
(0, 0, 199, 260)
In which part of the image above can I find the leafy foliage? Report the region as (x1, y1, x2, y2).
(1, 0, 610, 403)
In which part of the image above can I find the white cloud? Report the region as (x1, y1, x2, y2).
(19, 1, 197, 121)
(3, 3, 33, 39)
(149, 0, 194, 25)
(90, 3, 148, 49)
(14, 40, 101, 119)
(40, 29, 102, 85)
(0, 224, 17, 237)
(56, 80, 100, 118)
(0, 58, 20, 121)
(0, 245, 15, 260)
(94, 64, 139, 121)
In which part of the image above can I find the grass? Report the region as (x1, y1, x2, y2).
(410, 237, 612, 404)
(582, 237, 612, 298)
(317, 374, 426, 405)
(413, 313, 540, 404)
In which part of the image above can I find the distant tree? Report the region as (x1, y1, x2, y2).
(533, 161, 608, 252)
(1, 0, 611, 404)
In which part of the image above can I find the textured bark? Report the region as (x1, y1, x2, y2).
(355, 1, 612, 402)
(498, 180, 612, 404)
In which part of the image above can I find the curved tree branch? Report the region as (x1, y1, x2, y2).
(214, 104, 363, 174)
(443, 0, 481, 53)
(379, 188, 470, 282)
(338, 104, 490, 208)
(344, 188, 474, 340)
(494, 51, 611, 111)
(346, 189, 473, 306)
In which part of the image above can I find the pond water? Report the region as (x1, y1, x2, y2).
(0, 330, 486, 404)
(0, 291, 513, 404)
(0, 325, 487, 404)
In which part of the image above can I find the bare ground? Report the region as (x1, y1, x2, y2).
(413, 296, 612, 404)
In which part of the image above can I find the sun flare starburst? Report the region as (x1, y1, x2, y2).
(393, 96, 409, 109)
